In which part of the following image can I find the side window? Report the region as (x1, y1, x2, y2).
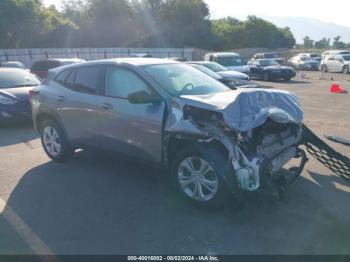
(55, 70, 71, 86)
(73, 66, 101, 94)
(105, 67, 150, 99)
(66, 70, 76, 89)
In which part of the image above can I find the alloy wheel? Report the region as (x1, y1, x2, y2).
(177, 157, 218, 201)
(42, 126, 61, 156)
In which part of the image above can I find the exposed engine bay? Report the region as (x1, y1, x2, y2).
(164, 88, 309, 199)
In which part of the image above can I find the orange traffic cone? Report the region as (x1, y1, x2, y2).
(330, 84, 347, 94)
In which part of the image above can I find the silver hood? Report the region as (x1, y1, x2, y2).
(180, 88, 304, 132)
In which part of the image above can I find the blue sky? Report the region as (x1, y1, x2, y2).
(43, 0, 350, 27)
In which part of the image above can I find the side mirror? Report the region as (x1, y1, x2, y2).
(128, 90, 161, 104)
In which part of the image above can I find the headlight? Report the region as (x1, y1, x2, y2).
(0, 94, 17, 105)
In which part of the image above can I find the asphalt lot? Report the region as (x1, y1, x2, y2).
(0, 71, 349, 255)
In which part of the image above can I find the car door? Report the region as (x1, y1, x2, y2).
(327, 56, 336, 71)
(96, 65, 166, 163)
(335, 56, 344, 72)
(52, 65, 103, 146)
(249, 60, 263, 77)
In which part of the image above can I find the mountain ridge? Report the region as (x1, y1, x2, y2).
(260, 16, 350, 44)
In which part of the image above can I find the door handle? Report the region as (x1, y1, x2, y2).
(56, 96, 66, 102)
(101, 103, 113, 110)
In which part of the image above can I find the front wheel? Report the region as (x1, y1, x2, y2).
(284, 77, 292, 81)
(40, 120, 73, 162)
(171, 147, 232, 209)
(343, 66, 349, 74)
(321, 65, 328, 72)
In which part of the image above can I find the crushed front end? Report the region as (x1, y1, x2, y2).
(165, 88, 308, 200)
(231, 119, 308, 199)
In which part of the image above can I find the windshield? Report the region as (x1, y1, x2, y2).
(202, 62, 227, 72)
(189, 64, 222, 80)
(217, 56, 244, 67)
(259, 59, 279, 66)
(310, 54, 321, 58)
(144, 63, 229, 97)
(0, 69, 40, 88)
(342, 55, 350, 61)
(300, 56, 311, 61)
(264, 53, 278, 58)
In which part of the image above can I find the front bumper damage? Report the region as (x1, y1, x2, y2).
(163, 88, 308, 200)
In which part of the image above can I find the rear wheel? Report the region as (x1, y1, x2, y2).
(284, 77, 292, 81)
(40, 120, 73, 162)
(342, 66, 349, 74)
(171, 147, 232, 209)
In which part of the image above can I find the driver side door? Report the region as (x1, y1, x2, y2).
(249, 61, 263, 77)
(96, 65, 166, 163)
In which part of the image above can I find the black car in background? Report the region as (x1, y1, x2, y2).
(248, 59, 296, 81)
(0, 68, 40, 123)
(188, 63, 258, 89)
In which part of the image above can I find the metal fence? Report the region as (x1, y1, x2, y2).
(0, 47, 196, 67)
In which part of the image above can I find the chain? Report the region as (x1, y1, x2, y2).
(302, 125, 350, 181)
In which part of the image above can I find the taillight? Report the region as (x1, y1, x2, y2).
(29, 89, 39, 104)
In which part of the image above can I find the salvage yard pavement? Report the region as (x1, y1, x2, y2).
(0, 71, 350, 255)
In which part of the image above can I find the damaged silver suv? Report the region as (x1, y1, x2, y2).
(31, 58, 308, 208)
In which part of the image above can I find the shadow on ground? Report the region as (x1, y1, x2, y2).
(0, 124, 37, 147)
(2, 151, 350, 255)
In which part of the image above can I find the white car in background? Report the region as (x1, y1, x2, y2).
(203, 52, 251, 75)
(321, 54, 350, 74)
(320, 50, 350, 72)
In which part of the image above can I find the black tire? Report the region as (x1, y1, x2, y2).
(321, 65, 328, 72)
(170, 147, 232, 209)
(40, 119, 73, 162)
(342, 66, 349, 74)
(298, 64, 303, 71)
(263, 72, 270, 81)
(284, 77, 292, 81)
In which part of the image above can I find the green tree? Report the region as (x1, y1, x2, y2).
(134, 0, 213, 48)
(333, 36, 346, 49)
(212, 16, 295, 50)
(303, 36, 314, 49)
(314, 38, 330, 49)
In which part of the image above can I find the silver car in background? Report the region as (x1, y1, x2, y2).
(288, 55, 319, 71)
(31, 58, 307, 208)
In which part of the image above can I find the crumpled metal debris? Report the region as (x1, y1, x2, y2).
(302, 125, 350, 181)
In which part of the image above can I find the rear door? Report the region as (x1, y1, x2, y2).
(51, 65, 104, 146)
(96, 65, 166, 163)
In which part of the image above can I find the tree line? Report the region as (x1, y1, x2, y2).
(300, 36, 350, 49)
(0, 0, 296, 50)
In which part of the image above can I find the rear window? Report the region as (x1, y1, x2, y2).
(55, 69, 72, 86)
(264, 54, 278, 59)
(73, 66, 101, 94)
